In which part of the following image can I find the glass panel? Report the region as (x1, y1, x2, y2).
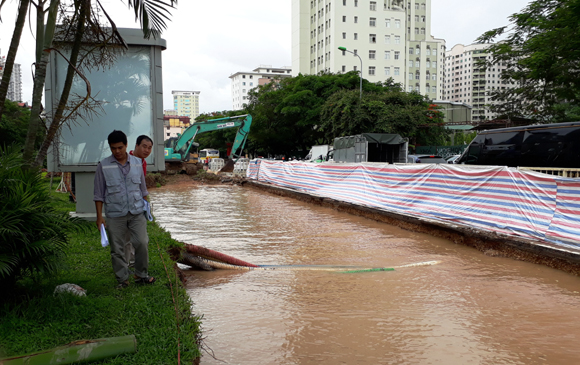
(55, 46, 153, 166)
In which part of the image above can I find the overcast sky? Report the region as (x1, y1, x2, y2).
(1, 0, 531, 112)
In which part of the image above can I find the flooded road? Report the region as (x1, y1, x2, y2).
(150, 184, 580, 365)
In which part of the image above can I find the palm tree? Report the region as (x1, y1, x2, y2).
(0, 0, 177, 164)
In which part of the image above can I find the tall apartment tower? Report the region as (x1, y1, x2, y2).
(443, 43, 517, 120)
(229, 65, 292, 110)
(292, 0, 445, 99)
(0, 55, 23, 102)
(172, 90, 200, 122)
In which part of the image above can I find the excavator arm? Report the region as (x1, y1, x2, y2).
(165, 114, 252, 162)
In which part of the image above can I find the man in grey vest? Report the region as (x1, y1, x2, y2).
(94, 130, 155, 289)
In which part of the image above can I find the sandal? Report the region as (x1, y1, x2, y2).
(134, 276, 156, 285)
(116, 280, 129, 289)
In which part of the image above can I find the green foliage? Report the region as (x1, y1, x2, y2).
(0, 182, 201, 363)
(245, 72, 404, 156)
(0, 145, 81, 288)
(0, 100, 43, 149)
(320, 89, 448, 146)
(477, 0, 580, 122)
(195, 169, 220, 181)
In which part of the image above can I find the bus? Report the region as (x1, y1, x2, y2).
(198, 149, 220, 164)
(457, 121, 580, 167)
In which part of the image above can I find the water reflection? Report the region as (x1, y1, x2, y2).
(150, 185, 580, 365)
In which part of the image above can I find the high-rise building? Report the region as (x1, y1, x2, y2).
(229, 65, 292, 110)
(291, 0, 445, 98)
(443, 43, 517, 120)
(0, 54, 23, 102)
(172, 91, 200, 121)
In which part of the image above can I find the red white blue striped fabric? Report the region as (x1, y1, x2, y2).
(247, 160, 580, 249)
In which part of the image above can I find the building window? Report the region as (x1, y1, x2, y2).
(421, 3, 426, 9)
(409, 73, 413, 80)
(426, 60, 430, 68)
(384, 35, 390, 43)
(432, 61, 437, 67)
(395, 19, 400, 28)
(433, 49, 437, 56)
(369, 66, 375, 75)
(354, 49, 357, 55)
(354, 16, 358, 23)
(421, 28, 425, 34)
(394, 51, 400, 60)
(343, 0, 346, 5)
(354, 33, 358, 40)
(421, 16, 425, 22)
(415, 15, 419, 22)
(431, 74, 436, 80)
(415, 60, 420, 67)
(385, 19, 390, 27)
(242, 75, 246, 78)
(432, 86, 437, 93)
(415, 28, 419, 34)
(369, 50, 376, 59)
(342, 65, 346, 72)
(342, 50, 346, 56)
(369, 34, 376, 43)
(242, 82, 246, 85)
(355, 0, 358, 6)
(250, 82, 253, 86)
(394, 36, 400, 44)
(394, 67, 400, 75)
(408, 60, 413, 67)
(385, 67, 390, 76)
(415, 72, 420, 80)
(370, 1, 376, 10)
(409, 48, 414, 55)
(415, 2, 419, 9)
(384, 51, 390, 59)
(342, 32, 346, 39)
(416, 47, 421, 55)
(353, 65, 357, 71)
(369, 17, 376, 26)
(426, 48, 431, 56)
(342, 15, 346, 22)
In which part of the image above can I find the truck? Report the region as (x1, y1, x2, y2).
(304, 145, 333, 162)
(456, 121, 580, 167)
(164, 114, 252, 174)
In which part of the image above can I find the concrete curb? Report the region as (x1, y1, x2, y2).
(246, 180, 580, 276)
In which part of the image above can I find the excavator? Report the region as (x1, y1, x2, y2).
(164, 114, 252, 174)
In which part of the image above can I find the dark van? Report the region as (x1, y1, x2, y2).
(457, 122, 580, 168)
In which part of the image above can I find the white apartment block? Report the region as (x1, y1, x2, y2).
(229, 65, 292, 110)
(292, 0, 446, 99)
(172, 91, 200, 121)
(443, 43, 517, 120)
(0, 55, 23, 102)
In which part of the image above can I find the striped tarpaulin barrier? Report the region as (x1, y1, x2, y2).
(248, 161, 580, 249)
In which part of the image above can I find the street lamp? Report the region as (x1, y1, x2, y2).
(338, 46, 362, 100)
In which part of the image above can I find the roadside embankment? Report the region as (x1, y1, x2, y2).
(0, 177, 201, 364)
(246, 160, 580, 275)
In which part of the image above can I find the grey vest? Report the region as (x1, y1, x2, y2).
(101, 154, 145, 218)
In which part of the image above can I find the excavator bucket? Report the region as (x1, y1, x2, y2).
(219, 159, 236, 173)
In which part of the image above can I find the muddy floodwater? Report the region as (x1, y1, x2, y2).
(150, 184, 580, 365)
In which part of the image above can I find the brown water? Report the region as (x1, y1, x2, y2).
(150, 185, 580, 365)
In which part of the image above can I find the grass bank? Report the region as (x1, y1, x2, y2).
(0, 177, 202, 364)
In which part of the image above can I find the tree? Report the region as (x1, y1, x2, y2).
(0, 0, 177, 165)
(320, 89, 448, 146)
(245, 72, 401, 157)
(477, 0, 580, 122)
(0, 100, 44, 149)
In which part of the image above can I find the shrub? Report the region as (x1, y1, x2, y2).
(0, 145, 81, 289)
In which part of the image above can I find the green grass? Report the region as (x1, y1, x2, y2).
(0, 177, 202, 364)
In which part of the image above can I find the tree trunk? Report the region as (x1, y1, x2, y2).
(0, 0, 30, 122)
(34, 0, 90, 167)
(22, 0, 60, 163)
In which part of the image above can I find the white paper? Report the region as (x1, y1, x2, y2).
(100, 223, 109, 247)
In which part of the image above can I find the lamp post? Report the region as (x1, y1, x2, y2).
(338, 46, 362, 100)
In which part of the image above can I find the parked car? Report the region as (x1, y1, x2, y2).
(407, 155, 447, 164)
(446, 154, 461, 164)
